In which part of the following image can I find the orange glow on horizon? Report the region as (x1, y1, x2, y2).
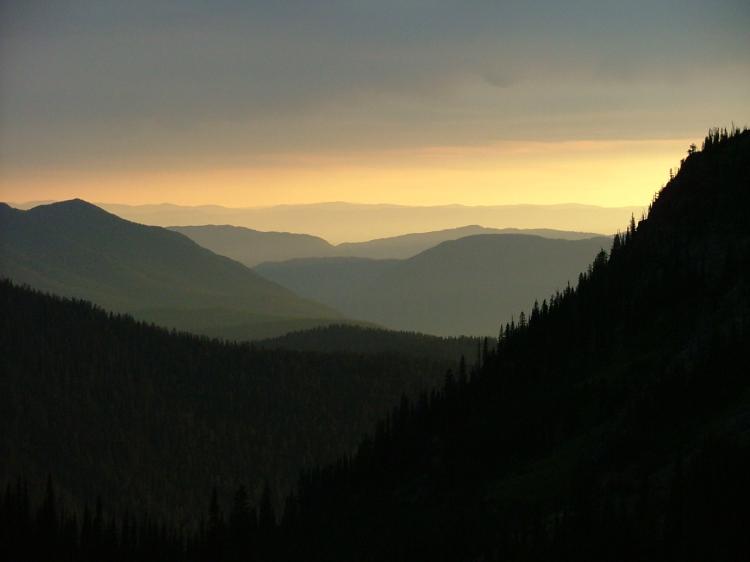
(0, 138, 693, 208)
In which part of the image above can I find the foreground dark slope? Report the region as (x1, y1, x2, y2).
(276, 130, 750, 561)
(0, 282, 455, 520)
(0, 200, 343, 340)
(257, 234, 611, 336)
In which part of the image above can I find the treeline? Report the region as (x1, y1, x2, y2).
(0, 476, 277, 562)
(4, 431, 748, 561)
(257, 324, 482, 360)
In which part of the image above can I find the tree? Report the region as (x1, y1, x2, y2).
(207, 487, 225, 561)
(229, 485, 253, 561)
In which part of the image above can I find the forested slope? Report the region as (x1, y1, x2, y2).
(275, 128, 750, 561)
(0, 282, 454, 521)
(257, 324, 480, 360)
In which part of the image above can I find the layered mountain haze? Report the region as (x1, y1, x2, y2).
(90, 201, 639, 244)
(0, 200, 347, 339)
(257, 234, 612, 336)
(334, 225, 602, 260)
(168, 225, 335, 266)
(171, 223, 601, 266)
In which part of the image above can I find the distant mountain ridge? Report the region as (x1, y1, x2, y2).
(10, 200, 642, 243)
(0, 199, 345, 339)
(257, 233, 612, 336)
(334, 224, 602, 260)
(170, 223, 602, 266)
(169, 224, 335, 266)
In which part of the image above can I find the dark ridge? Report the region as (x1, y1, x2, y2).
(257, 323, 481, 360)
(273, 127, 750, 561)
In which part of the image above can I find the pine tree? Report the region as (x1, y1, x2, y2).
(207, 487, 225, 561)
(229, 485, 253, 561)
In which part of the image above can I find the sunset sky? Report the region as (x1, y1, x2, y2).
(1, 1, 748, 208)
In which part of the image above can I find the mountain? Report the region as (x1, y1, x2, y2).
(168, 225, 336, 266)
(0, 280, 457, 521)
(0, 199, 344, 339)
(335, 224, 602, 260)
(90, 201, 640, 243)
(256, 234, 612, 336)
(169, 223, 602, 266)
(257, 324, 480, 360)
(271, 128, 750, 560)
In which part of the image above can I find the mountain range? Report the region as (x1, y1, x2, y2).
(256, 234, 611, 336)
(31, 201, 643, 243)
(0, 199, 611, 339)
(171, 223, 601, 266)
(0, 200, 345, 340)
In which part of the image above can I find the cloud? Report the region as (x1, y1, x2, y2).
(1, 0, 748, 174)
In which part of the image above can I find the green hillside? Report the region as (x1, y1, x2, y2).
(0, 200, 344, 339)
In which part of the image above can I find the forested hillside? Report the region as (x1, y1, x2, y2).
(273, 128, 750, 560)
(258, 324, 480, 360)
(0, 282, 456, 522)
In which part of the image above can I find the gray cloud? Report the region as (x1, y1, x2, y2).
(1, 0, 749, 172)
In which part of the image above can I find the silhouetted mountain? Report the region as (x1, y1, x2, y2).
(0, 280, 456, 523)
(170, 223, 603, 266)
(335, 224, 602, 259)
(0, 200, 345, 339)
(257, 234, 611, 336)
(258, 324, 480, 360)
(169, 225, 336, 266)
(272, 128, 750, 561)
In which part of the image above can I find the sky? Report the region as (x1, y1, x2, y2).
(1, 0, 748, 208)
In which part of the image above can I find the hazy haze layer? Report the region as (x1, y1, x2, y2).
(64, 201, 640, 243)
